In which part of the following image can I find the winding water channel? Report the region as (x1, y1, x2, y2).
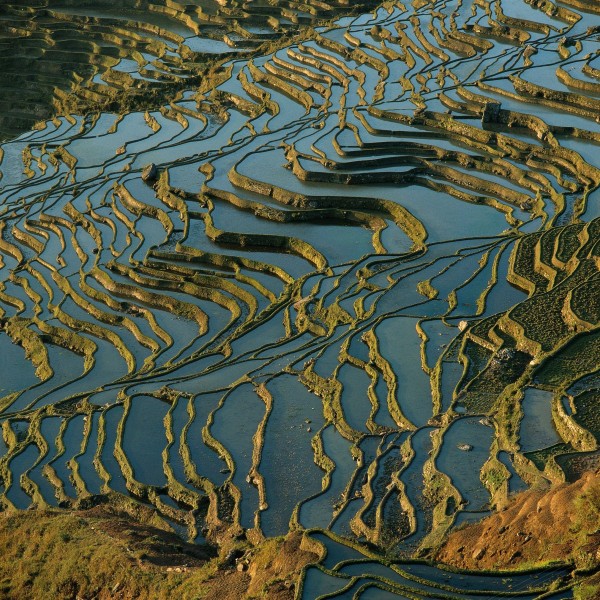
(0, 0, 599, 597)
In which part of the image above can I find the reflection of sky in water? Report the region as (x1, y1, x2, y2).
(0, 1, 597, 596)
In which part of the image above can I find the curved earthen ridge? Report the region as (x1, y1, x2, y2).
(0, 0, 599, 598)
(0, 0, 382, 140)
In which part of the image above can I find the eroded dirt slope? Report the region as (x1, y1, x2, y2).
(437, 470, 600, 573)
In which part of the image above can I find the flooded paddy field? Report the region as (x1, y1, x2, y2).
(0, 0, 599, 597)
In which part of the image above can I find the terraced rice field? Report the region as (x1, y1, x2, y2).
(0, 0, 599, 597)
(0, 0, 380, 139)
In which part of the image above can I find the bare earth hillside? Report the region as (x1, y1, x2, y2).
(437, 471, 600, 597)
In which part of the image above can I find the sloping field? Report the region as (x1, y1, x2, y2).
(0, 0, 599, 597)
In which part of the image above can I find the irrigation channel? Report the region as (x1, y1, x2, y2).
(0, 0, 599, 597)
